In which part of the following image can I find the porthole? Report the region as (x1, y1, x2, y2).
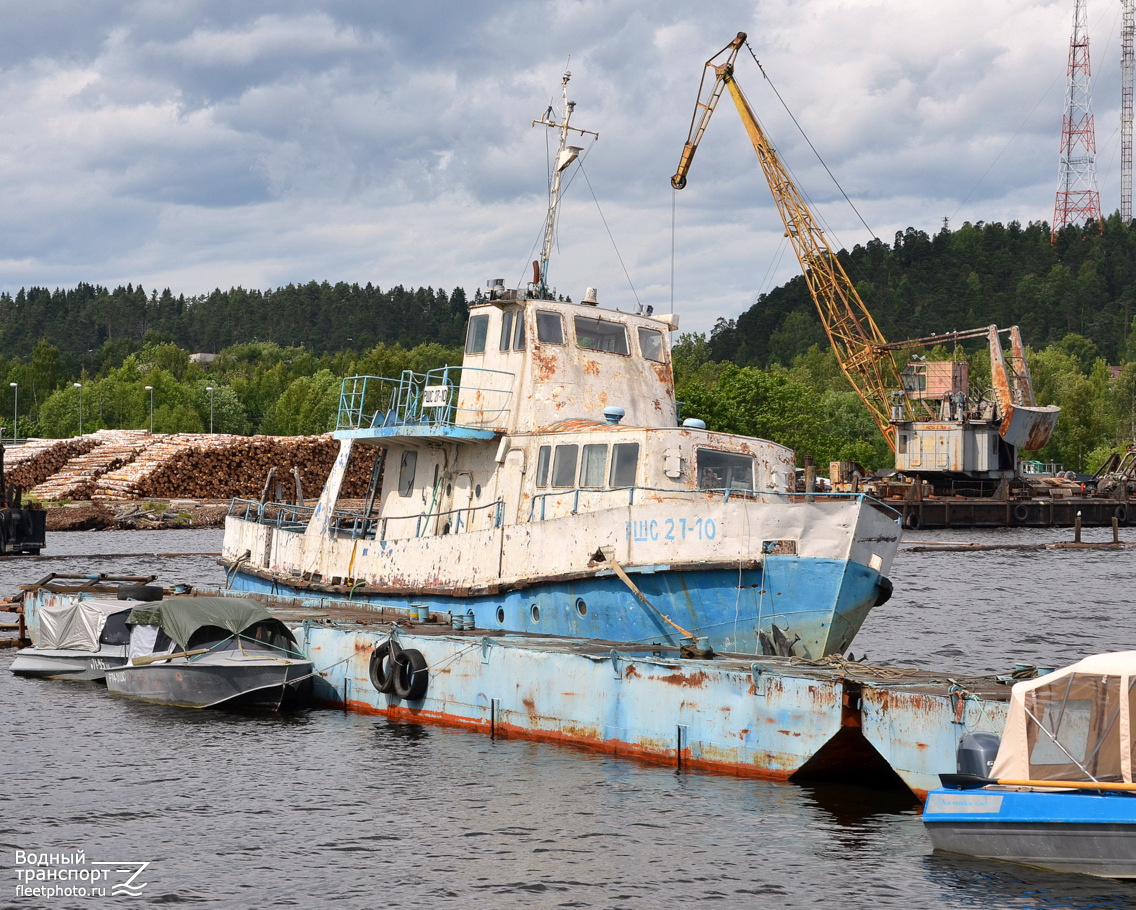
(530, 604, 540, 623)
(446, 483, 452, 496)
(475, 484, 482, 498)
(575, 598, 587, 616)
(496, 606, 505, 624)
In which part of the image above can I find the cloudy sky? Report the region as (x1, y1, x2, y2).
(0, 0, 1125, 334)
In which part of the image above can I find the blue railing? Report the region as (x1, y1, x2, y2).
(337, 368, 514, 433)
(228, 496, 506, 541)
(524, 486, 898, 523)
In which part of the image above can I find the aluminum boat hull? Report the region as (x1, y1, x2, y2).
(10, 646, 128, 681)
(105, 653, 313, 711)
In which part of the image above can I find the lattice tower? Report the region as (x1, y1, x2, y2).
(1123, 0, 1134, 221)
(1053, 0, 1102, 241)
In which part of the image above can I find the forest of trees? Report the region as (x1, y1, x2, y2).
(1, 218, 1134, 476)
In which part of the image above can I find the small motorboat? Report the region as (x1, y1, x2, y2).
(104, 596, 313, 711)
(923, 651, 1136, 878)
(10, 598, 132, 680)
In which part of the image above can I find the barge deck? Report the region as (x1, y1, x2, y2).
(20, 583, 1008, 799)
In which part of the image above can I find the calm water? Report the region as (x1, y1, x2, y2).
(2, 525, 1135, 908)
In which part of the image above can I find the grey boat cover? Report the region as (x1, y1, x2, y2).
(126, 597, 287, 650)
(37, 598, 131, 651)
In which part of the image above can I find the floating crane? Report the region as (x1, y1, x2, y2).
(672, 32, 1059, 492)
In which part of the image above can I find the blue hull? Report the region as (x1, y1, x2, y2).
(229, 554, 885, 656)
(923, 787, 1136, 878)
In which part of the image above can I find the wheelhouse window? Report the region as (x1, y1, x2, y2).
(513, 311, 526, 349)
(696, 449, 753, 491)
(609, 442, 639, 487)
(536, 311, 565, 344)
(465, 314, 489, 354)
(499, 311, 514, 351)
(574, 316, 629, 354)
(398, 450, 418, 497)
(579, 444, 608, 487)
(638, 327, 664, 362)
(536, 446, 551, 487)
(551, 444, 578, 487)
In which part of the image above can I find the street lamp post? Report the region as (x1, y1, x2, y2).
(206, 386, 214, 434)
(144, 386, 154, 433)
(9, 382, 16, 441)
(73, 383, 83, 437)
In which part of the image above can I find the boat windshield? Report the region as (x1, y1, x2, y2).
(99, 611, 132, 646)
(187, 622, 302, 657)
(1023, 672, 1130, 782)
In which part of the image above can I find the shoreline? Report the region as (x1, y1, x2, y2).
(42, 500, 230, 531)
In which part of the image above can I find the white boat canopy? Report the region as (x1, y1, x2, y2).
(36, 598, 132, 651)
(990, 651, 1136, 784)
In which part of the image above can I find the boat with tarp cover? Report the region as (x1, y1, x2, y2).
(10, 598, 131, 680)
(105, 597, 313, 711)
(923, 651, 1136, 878)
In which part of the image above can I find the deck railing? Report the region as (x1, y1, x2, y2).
(337, 367, 514, 433)
(228, 487, 899, 542)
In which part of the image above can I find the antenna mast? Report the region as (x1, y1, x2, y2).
(1123, 0, 1134, 221)
(531, 64, 598, 299)
(1053, 0, 1102, 241)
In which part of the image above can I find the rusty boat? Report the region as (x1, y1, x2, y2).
(219, 68, 901, 658)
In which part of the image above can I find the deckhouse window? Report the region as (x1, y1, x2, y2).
(465, 314, 489, 354)
(536, 311, 564, 344)
(499, 311, 514, 351)
(609, 443, 639, 487)
(513, 311, 526, 349)
(579, 444, 608, 487)
(574, 316, 628, 355)
(696, 449, 753, 491)
(638, 327, 664, 362)
(398, 450, 418, 497)
(536, 446, 551, 487)
(551, 444, 578, 487)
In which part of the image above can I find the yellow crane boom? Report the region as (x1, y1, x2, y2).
(672, 32, 903, 452)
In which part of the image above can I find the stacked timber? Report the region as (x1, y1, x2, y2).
(93, 434, 374, 502)
(32, 430, 156, 502)
(2, 436, 101, 491)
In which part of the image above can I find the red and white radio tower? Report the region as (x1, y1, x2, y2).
(1122, 0, 1134, 222)
(1052, 0, 1102, 241)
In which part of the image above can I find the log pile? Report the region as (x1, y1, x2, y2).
(2, 437, 101, 492)
(32, 430, 156, 502)
(92, 434, 375, 502)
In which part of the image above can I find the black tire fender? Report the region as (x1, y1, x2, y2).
(874, 576, 894, 607)
(904, 511, 920, 531)
(117, 584, 163, 602)
(369, 641, 400, 694)
(1115, 504, 1128, 525)
(1013, 503, 1029, 523)
(392, 648, 429, 701)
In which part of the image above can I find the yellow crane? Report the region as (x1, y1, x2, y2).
(672, 32, 905, 451)
(672, 34, 1059, 478)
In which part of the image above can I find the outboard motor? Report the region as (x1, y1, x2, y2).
(956, 731, 1001, 778)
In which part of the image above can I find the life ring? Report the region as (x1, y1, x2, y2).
(393, 648, 429, 700)
(368, 641, 399, 694)
(116, 584, 163, 602)
(1013, 503, 1029, 523)
(1116, 505, 1128, 525)
(904, 512, 920, 530)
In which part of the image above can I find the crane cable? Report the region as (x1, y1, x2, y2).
(740, 38, 876, 241)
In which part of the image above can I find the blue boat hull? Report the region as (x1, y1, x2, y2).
(923, 787, 1136, 878)
(228, 554, 885, 656)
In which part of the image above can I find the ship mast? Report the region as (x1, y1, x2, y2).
(531, 64, 598, 299)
